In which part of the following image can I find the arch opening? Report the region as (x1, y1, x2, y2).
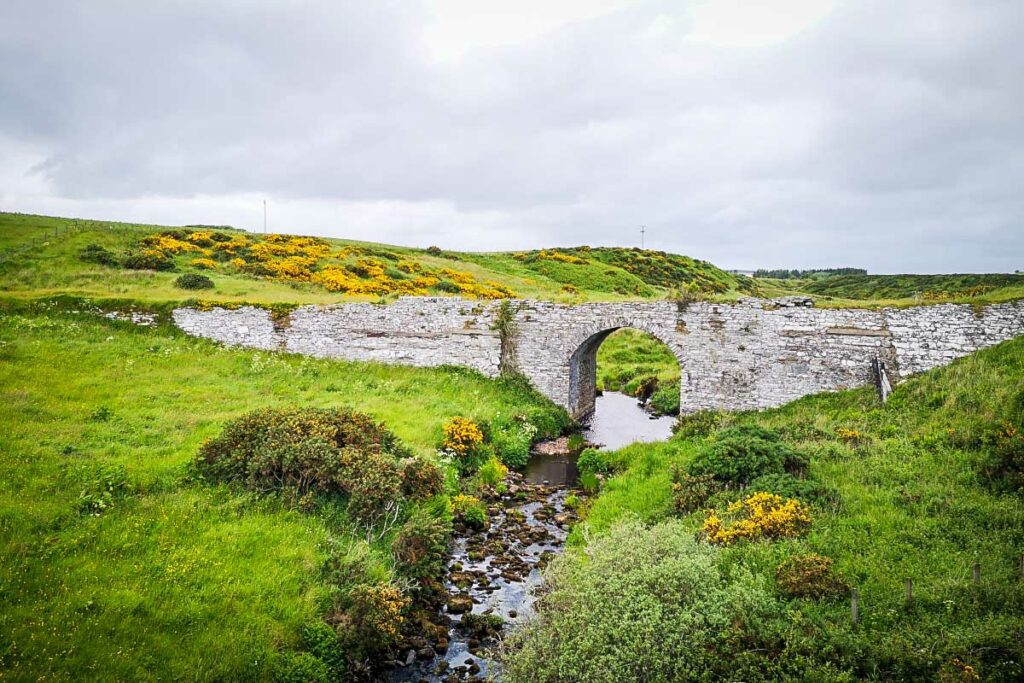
(568, 326, 683, 421)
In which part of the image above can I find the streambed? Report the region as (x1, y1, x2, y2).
(387, 392, 673, 682)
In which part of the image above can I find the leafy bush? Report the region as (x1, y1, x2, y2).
(702, 492, 812, 545)
(77, 464, 133, 516)
(451, 494, 488, 530)
(648, 379, 680, 415)
(196, 407, 409, 524)
(673, 409, 729, 439)
(670, 468, 722, 514)
(123, 249, 175, 271)
(501, 520, 783, 683)
(489, 416, 537, 469)
(174, 273, 214, 290)
(79, 243, 117, 266)
(980, 422, 1024, 494)
(477, 455, 509, 487)
(774, 554, 849, 600)
(391, 510, 451, 582)
(297, 622, 347, 680)
(576, 447, 612, 475)
(689, 425, 804, 485)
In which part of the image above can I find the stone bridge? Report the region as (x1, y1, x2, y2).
(173, 296, 1024, 419)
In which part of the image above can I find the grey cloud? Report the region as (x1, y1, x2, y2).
(1, 0, 1022, 272)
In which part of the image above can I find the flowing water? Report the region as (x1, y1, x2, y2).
(387, 392, 672, 682)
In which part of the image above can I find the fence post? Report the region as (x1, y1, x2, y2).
(973, 562, 981, 584)
(904, 578, 913, 606)
(851, 589, 859, 624)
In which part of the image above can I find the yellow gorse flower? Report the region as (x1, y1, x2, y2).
(702, 492, 812, 545)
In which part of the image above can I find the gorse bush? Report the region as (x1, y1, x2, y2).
(79, 243, 118, 266)
(702, 492, 812, 545)
(774, 554, 848, 600)
(391, 510, 451, 583)
(174, 273, 214, 290)
(440, 416, 484, 457)
(398, 458, 444, 500)
(123, 249, 175, 271)
(689, 425, 806, 485)
(195, 407, 410, 524)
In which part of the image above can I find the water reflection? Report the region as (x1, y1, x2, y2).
(583, 391, 676, 451)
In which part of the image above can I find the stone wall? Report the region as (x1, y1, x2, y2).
(171, 296, 1024, 419)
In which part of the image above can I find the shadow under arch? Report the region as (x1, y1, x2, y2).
(566, 319, 686, 420)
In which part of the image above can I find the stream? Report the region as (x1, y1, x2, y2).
(387, 392, 674, 682)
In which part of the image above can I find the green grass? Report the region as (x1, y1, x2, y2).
(0, 303, 565, 679)
(567, 335, 1024, 679)
(766, 273, 1024, 308)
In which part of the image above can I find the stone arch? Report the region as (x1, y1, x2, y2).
(565, 317, 686, 420)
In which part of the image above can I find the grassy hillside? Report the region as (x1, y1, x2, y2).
(766, 273, 1024, 308)
(0, 301, 568, 679)
(506, 335, 1024, 681)
(0, 212, 755, 306)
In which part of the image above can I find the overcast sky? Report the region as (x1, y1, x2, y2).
(1, 1, 1022, 272)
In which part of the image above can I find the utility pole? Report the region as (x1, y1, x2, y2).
(263, 200, 267, 234)
(640, 225, 646, 249)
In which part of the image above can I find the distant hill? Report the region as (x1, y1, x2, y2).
(1, 212, 1021, 308)
(0, 212, 757, 306)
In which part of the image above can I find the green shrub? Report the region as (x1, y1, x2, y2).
(299, 622, 347, 680)
(774, 554, 849, 600)
(670, 468, 722, 514)
(673, 409, 729, 439)
(747, 472, 838, 508)
(77, 464, 133, 516)
(980, 422, 1024, 494)
(477, 455, 509, 487)
(174, 273, 214, 290)
(196, 407, 409, 524)
(123, 250, 175, 271)
(270, 651, 330, 683)
(79, 244, 118, 266)
(501, 520, 784, 683)
(435, 280, 461, 293)
(451, 494, 488, 530)
(399, 458, 444, 500)
(649, 379, 680, 415)
(391, 510, 451, 582)
(576, 447, 611, 475)
(689, 425, 804, 485)
(489, 417, 537, 469)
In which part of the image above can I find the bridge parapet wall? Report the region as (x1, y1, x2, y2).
(171, 297, 1024, 419)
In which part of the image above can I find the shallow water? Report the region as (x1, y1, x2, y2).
(583, 391, 676, 450)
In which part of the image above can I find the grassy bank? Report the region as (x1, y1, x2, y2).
(0, 302, 567, 680)
(507, 336, 1024, 681)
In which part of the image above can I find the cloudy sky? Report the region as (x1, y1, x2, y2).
(1, 0, 1022, 272)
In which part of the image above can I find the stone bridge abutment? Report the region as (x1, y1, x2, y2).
(172, 296, 1024, 420)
